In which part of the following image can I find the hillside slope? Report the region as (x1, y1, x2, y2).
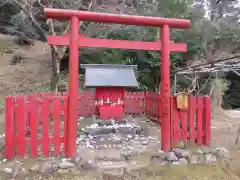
(0, 34, 52, 99)
(0, 34, 52, 133)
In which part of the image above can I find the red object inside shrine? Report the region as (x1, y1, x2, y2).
(95, 87, 124, 120)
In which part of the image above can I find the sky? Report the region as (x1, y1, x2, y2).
(237, 0, 240, 7)
(204, 0, 240, 18)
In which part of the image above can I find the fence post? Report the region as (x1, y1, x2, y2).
(144, 91, 147, 116)
(5, 96, 15, 159)
(203, 96, 211, 145)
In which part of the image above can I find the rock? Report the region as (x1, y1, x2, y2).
(39, 160, 59, 174)
(204, 154, 217, 164)
(121, 151, 138, 161)
(165, 152, 178, 161)
(20, 167, 29, 176)
(127, 135, 133, 139)
(134, 136, 139, 140)
(171, 161, 180, 165)
(30, 164, 40, 172)
(70, 168, 82, 175)
(195, 149, 203, 155)
(125, 168, 141, 177)
(126, 158, 150, 176)
(151, 157, 168, 165)
(89, 124, 99, 129)
(159, 160, 169, 165)
(201, 147, 213, 154)
(12, 164, 22, 178)
(79, 117, 85, 120)
(58, 168, 70, 174)
(189, 154, 201, 164)
(102, 172, 124, 180)
(74, 156, 82, 164)
(76, 135, 87, 144)
(58, 161, 75, 169)
(90, 128, 114, 136)
(101, 161, 126, 176)
(82, 129, 90, 135)
(110, 119, 116, 125)
(59, 158, 70, 162)
(116, 120, 127, 125)
(118, 127, 140, 136)
(1, 167, 13, 174)
(172, 148, 191, 159)
(98, 150, 124, 162)
(97, 120, 112, 126)
(214, 147, 229, 159)
(178, 158, 188, 165)
(141, 141, 148, 145)
(77, 159, 96, 170)
(98, 155, 120, 162)
(151, 150, 165, 160)
(111, 135, 124, 144)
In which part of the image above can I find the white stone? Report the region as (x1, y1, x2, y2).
(2, 167, 13, 174)
(59, 161, 75, 169)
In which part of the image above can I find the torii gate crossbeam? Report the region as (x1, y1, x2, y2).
(44, 8, 191, 157)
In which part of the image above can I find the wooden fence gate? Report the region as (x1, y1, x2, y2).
(170, 96, 211, 147)
(4, 91, 211, 159)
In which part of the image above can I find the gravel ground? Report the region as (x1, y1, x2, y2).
(0, 113, 240, 179)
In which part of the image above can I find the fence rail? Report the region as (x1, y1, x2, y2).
(4, 91, 211, 158)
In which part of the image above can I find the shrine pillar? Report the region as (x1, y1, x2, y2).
(160, 25, 171, 151)
(66, 16, 80, 157)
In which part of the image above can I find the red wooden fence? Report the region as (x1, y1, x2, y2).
(4, 91, 211, 158)
(5, 95, 68, 158)
(145, 91, 161, 120)
(124, 92, 145, 115)
(170, 96, 211, 147)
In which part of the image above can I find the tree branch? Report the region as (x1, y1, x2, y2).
(9, 0, 47, 41)
(174, 55, 240, 74)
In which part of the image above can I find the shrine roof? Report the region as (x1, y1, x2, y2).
(80, 64, 138, 87)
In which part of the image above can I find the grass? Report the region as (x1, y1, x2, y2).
(33, 163, 239, 180)
(18, 152, 240, 180)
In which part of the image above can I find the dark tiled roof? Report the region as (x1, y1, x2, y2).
(80, 64, 138, 87)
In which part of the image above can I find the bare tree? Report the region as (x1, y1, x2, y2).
(4, 0, 96, 92)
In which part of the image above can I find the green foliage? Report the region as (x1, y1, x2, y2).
(78, 0, 240, 94)
(0, 2, 20, 25)
(79, 1, 193, 89)
(223, 72, 240, 109)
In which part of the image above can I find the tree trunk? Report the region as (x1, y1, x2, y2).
(50, 46, 60, 92)
(9, 0, 96, 94)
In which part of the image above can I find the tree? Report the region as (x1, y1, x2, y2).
(2, 0, 96, 92)
(1, 0, 240, 101)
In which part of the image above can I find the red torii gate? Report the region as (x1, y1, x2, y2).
(44, 8, 191, 157)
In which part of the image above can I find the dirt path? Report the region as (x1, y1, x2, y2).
(210, 110, 240, 176)
(211, 110, 240, 148)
